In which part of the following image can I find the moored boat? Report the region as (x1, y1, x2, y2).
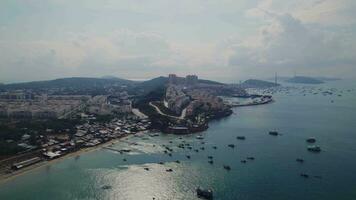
(196, 187, 213, 199)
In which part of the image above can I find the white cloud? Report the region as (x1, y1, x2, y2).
(228, 9, 356, 77)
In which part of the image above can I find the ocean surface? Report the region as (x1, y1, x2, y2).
(1, 80, 356, 200)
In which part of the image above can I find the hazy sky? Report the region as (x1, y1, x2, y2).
(0, 0, 356, 83)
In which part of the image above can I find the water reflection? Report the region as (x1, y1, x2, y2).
(89, 162, 200, 200)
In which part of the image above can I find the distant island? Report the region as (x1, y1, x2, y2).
(240, 79, 280, 88)
(286, 76, 324, 84)
(267, 76, 341, 84)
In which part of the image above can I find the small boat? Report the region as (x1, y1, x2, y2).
(101, 185, 112, 190)
(307, 145, 321, 152)
(195, 149, 199, 152)
(196, 135, 204, 140)
(196, 187, 213, 199)
(159, 162, 164, 165)
(144, 167, 150, 171)
(306, 138, 316, 143)
(246, 157, 255, 160)
(208, 160, 213, 164)
(236, 136, 246, 140)
(269, 131, 278, 136)
(208, 156, 213, 159)
(200, 147, 205, 150)
(228, 144, 235, 148)
(300, 173, 309, 178)
(123, 158, 127, 162)
(175, 160, 180, 164)
(212, 146, 217, 149)
(186, 155, 191, 159)
(241, 160, 247, 163)
(166, 169, 173, 172)
(296, 158, 304, 163)
(223, 165, 231, 171)
(168, 153, 172, 157)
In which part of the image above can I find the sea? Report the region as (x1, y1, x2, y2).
(1, 79, 356, 200)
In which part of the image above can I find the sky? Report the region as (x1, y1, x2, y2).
(0, 0, 356, 83)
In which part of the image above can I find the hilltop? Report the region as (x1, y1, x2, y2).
(240, 79, 280, 88)
(0, 77, 136, 90)
(132, 76, 225, 95)
(286, 76, 324, 84)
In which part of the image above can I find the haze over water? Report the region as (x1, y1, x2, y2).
(0, 80, 356, 200)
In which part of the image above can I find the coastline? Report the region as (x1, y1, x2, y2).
(0, 134, 131, 185)
(0, 98, 272, 185)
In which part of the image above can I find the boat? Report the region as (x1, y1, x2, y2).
(186, 155, 191, 159)
(246, 157, 255, 160)
(101, 185, 112, 190)
(208, 156, 213, 159)
(296, 158, 304, 163)
(236, 136, 246, 140)
(196, 135, 204, 140)
(212, 146, 217, 149)
(144, 167, 150, 171)
(175, 160, 180, 164)
(166, 169, 173, 172)
(196, 187, 213, 199)
(228, 144, 235, 148)
(223, 165, 231, 171)
(241, 160, 247, 163)
(306, 138, 316, 143)
(269, 131, 279, 136)
(307, 145, 321, 152)
(208, 160, 213, 164)
(300, 173, 309, 178)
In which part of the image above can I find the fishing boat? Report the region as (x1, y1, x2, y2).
(307, 145, 321, 152)
(196, 187, 213, 199)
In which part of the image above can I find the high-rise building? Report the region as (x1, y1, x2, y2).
(168, 74, 178, 84)
(186, 75, 198, 85)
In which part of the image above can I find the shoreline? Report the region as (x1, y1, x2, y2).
(0, 98, 272, 185)
(0, 134, 131, 185)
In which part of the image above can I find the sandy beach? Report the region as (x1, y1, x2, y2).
(0, 135, 131, 185)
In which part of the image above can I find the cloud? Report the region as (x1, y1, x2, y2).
(228, 11, 356, 72)
(1, 0, 356, 82)
(0, 28, 223, 81)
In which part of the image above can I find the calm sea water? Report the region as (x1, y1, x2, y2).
(1, 80, 356, 200)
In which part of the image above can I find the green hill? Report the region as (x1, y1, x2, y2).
(241, 79, 280, 88)
(0, 77, 136, 90)
(286, 76, 324, 84)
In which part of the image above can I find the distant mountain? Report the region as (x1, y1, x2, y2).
(241, 79, 280, 88)
(132, 76, 225, 95)
(132, 76, 168, 94)
(0, 77, 136, 90)
(286, 76, 324, 84)
(198, 79, 225, 85)
(314, 77, 341, 81)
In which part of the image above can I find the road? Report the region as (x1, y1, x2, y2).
(149, 102, 186, 120)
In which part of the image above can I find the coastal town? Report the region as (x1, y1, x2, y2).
(0, 74, 274, 183)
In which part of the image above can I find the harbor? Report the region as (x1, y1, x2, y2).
(1, 80, 356, 200)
